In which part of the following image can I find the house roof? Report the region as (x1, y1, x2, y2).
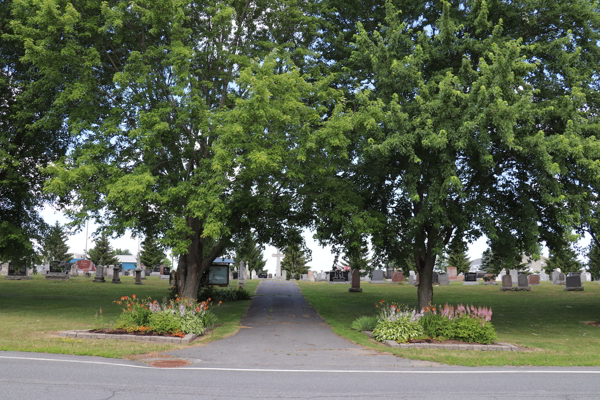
(116, 255, 137, 263)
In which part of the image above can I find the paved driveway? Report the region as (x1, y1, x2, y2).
(168, 280, 436, 369)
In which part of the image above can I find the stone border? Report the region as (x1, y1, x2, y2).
(362, 331, 518, 351)
(500, 287, 531, 291)
(4, 276, 32, 280)
(59, 330, 197, 344)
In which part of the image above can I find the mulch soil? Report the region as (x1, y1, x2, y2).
(88, 328, 183, 337)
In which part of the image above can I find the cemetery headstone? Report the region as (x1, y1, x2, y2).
(579, 272, 587, 283)
(565, 275, 583, 291)
(432, 272, 439, 285)
(348, 269, 362, 292)
(268, 273, 272, 279)
(329, 269, 349, 283)
(301, 274, 308, 281)
(371, 270, 385, 284)
(238, 262, 246, 286)
(258, 271, 268, 279)
(557, 273, 566, 285)
(539, 271, 549, 281)
(500, 275, 513, 291)
(438, 272, 449, 285)
(281, 270, 287, 280)
(447, 266, 458, 280)
(517, 274, 531, 291)
(464, 272, 478, 285)
(307, 271, 313, 280)
(46, 260, 69, 281)
(93, 265, 105, 283)
(112, 266, 121, 283)
(272, 251, 284, 278)
(407, 275, 415, 285)
(169, 270, 177, 287)
(528, 274, 540, 285)
(6, 261, 31, 280)
(484, 274, 497, 285)
(134, 268, 142, 285)
(251, 270, 258, 280)
(391, 271, 405, 283)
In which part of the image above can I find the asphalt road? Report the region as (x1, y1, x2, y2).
(1, 280, 600, 400)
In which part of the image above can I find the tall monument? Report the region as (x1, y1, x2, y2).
(272, 251, 284, 278)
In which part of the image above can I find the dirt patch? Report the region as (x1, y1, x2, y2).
(149, 359, 191, 368)
(584, 321, 600, 327)
(88, 328, 184, 338)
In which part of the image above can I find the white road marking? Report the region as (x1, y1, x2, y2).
(1, 355, 599, 374)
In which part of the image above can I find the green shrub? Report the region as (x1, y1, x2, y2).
(372, 318, 424, 343)
(180, 312, 205, 335)
(148, 311, 183, 334)
(198, 286, 251, 302)
(419, 313, 449, 338)
(441, 316, 497, 344)
(202, 311, 218, 330)
(351, 315, 378, 331)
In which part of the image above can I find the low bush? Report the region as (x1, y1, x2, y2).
(351, 315, 378, 331)
(372, 318, 424, 343)
(419, 312, 449, 338)
(198, 286, 251, 302)
(441, 316, 497, 344)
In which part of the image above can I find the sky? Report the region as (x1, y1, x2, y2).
(41, 205, 492, 274)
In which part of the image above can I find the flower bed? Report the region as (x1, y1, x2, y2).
(363, 301, 497, 344)
(112, 294, 219, 337)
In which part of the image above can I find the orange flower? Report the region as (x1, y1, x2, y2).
(124, 296, 129, 300)
(204, 306, 208, 310)
(152, 300, 157, 304)
(116, 301, 121, 305)
(176, 297, 180, 301)
(168, 305, 172, 309)
(120, 296, 125, 301)
(219, 301, 223, 304)
(196, 307, 201, 312)
(207, 298, 212, 302)
(379, 300, 385, 303)
(132, 294, 136, 299)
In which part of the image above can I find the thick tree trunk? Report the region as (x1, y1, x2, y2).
(416, 255, 436, 310)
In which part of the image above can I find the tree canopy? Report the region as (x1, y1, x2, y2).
(234, 235, 267, 274)
(281, 242, 311, 280)
(88, 233, 119, 266)
(140, 236, 165, 270)
(42, 222, 72, 264)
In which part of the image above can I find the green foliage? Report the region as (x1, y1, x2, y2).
(234, 235, 266, 274)
(202, 311, 218, 330)
(587, 242, 600, 281)
(545, 246, 582, 275)
(113, 249, 132, 256)
(447, 242, 471, 276)
(148, 312, 183, 334)
(441, 316, 497, 345)
(140, 236, 165, 270)
(372, 318, 424, 343)
(42, 222, 72, 264)
(197, 286, 251, 302)
(88, 233, 119, 266)
(281, 242, 311, 280)
(419, 313, 450, 339)
(351, 315, 378, 331)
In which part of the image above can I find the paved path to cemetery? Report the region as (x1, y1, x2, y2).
(167, 280, 436, 370)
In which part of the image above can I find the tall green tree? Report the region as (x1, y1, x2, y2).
(447, 244, 471, 276)
(140, 236, 165, 270)
(10, 0, 346, 299)
(544, 246, 582, 275)
(281, 242, 311, 280)
(0, 0, 70, 263)
(318, 0, 600, 308)
(42, 222, 72, 265)
(586, 242, 600, 281)
(112, 248, 132, 256)
(88, 233, 119, 266)
(234, 236, 266, 274)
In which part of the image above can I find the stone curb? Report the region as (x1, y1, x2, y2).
(59, 330, 197, 344)
(361, 332, 518, 351)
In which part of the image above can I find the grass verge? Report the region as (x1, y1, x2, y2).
(297, 280, 600, 367)
(0, 275, 258, 358)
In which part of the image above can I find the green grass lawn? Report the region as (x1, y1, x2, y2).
(0, 275, 258, 358)
(297, 280, 600, 367)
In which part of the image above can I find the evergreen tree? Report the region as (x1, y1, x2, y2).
(234, 236, 266, 274)
(587, 242, 600, 281)
(281, 243, 311, 280)
(88, 233, 119, 266)
(112, 248, 132, 256)
(341, 243, 371, 273)
(544, 246, 582, 275)
(140, 236, 165, 270)
(446, 242, 471, 276)
(42, 222, 72, 265)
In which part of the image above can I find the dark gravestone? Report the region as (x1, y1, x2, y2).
(6, 261, 31, 280)
(565, 275, 583, 291)
(517, 274, 529, 288)
(47, 261, 69, 281)
(258, 272, 268, 279)
(329, 269, 349, 283)
(232, 271, 238, 280)
(112, 266, 121, 283)
(268, 273, 273, 279)
(391, 271, 405, 282)
(500, 275, 513, 291)
(464, 272, 478, 285)
(135, 268, 142, 285)
(152, 266, 161, 273)
(476, 271, 486, 280)
(162, 266, 170, 275)
(528, 275, 540, 285)
(348, 269, 362, 292)
(432, 272, 439, 285)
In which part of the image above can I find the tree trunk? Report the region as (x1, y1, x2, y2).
(416, 255, 436, 310)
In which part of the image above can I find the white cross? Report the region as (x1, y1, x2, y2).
(272, 251, 284, 277)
